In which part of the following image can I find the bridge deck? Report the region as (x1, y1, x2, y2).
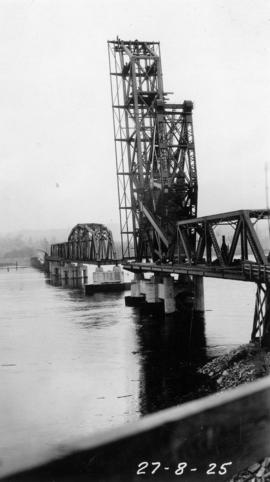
(47, 256, 117, 265)
(47, 257, 270, 284)
(123, 261, 270, 284)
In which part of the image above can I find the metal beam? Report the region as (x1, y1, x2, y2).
(243, 211, 267, 265)
(177, 209, 270, 227)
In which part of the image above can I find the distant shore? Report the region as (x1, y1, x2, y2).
(0, 257, 31, 266)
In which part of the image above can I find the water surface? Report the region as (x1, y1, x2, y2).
(0, 268, 256, 474)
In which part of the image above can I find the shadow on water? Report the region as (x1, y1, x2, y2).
(45, 273, 213, 414)
(135, 308, 210, 415)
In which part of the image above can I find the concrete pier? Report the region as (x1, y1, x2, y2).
(126, 273, 177, 314)
(93, 265, 124, 284)
(144, 277, 159, 304)
(49, 260, 130, 294)
(130, 273, 144, 298)
(125, 271, 205, 315)
(163, 276, 176, 314)
(48, 260, 88, 288)
(85, 264, 130, 295)
(193, 275, 205, 312)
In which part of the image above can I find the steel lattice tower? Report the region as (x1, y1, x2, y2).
(108, 38, 198, 261)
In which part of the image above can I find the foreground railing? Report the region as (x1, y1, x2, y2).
(1, 376, 270, 481)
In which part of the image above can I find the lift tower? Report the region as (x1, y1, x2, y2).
(108, 39, 198, 261)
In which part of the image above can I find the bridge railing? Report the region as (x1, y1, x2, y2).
(2, 376, 270, 481)
(243, 261, 270, 283)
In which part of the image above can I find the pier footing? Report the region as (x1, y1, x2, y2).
(85, 282, 131, 295)
(125, 272, 204, 314)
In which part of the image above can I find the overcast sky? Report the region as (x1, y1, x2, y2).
(0, 0, 269, 235)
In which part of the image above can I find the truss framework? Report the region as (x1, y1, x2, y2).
(176, 209, 269, 266)
(50, 223, 116, 263)
(108, 39, 198, 261)
(176, 209, 270, 344)
(252, 283, 270, 345)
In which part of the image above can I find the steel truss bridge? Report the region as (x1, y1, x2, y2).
(49, 223, 117, 264)
(48, 39, 270, 345)
(108, 38, 270, 346)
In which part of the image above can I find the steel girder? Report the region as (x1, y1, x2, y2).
(108, 39, 198, 261)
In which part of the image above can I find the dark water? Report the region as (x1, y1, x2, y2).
(0, 268, 256, 474)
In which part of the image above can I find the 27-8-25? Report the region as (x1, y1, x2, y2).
(136, 461, 233, 476)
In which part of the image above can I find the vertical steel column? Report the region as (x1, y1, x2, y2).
(251, 283, 270, 347)
(108, 40, 161, 259)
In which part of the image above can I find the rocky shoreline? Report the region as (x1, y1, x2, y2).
(198, 343, 270, 391)
(198, 343, 270, 481)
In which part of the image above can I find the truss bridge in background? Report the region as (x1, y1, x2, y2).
(49, 223, 117, 264)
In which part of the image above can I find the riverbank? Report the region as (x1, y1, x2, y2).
(199, 343, 270, 390)
(198, 343, 270, 481)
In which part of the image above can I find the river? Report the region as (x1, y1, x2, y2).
(0, 267, 256, 475)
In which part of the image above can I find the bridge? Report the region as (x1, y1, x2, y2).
(48, 38, 270, 345)
(124, 209, 270, 280)
(49, 223, 117, 263)
(48, 223, 120, 287)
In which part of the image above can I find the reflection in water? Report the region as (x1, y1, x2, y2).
(46, 274, 220, 416)
(47, 279, 209, 414)
(135, 309, 207, 415)
(66, 291, 128, 329)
